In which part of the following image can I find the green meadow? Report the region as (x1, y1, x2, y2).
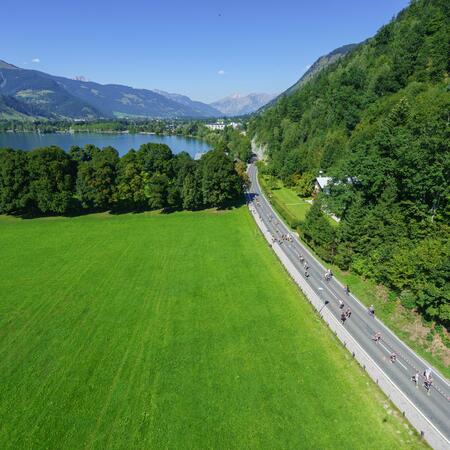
(0, 208, 424, 449)
(268, 185, 311, 222)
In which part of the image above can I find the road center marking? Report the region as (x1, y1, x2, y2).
(379, 342, 408, 371)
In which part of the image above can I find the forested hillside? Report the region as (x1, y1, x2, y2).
(250, 0, 449, 326)
(261, 43, 359, 111)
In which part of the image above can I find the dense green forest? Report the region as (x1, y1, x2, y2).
(250, 0, 449, 326)
(0, 143, 246, 216)
(198, 125, 252, 162)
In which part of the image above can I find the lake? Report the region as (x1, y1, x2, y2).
(0, 132, 210, 158)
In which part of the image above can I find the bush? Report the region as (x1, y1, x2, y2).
(400, 290, 416, 310)
(351, 257, 372, 278)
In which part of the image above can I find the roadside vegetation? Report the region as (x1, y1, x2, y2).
(250, 0, 449, 348)
(0, 208, 425, 449)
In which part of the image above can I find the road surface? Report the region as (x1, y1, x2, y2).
(246, 163, 450, 444)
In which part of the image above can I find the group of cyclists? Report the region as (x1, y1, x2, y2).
(249, 192, 439, 399)
(373, 333, 435, 395)
(410, 368, 434, 395)
(423, 369, 434, 394)
(340, 307, 352, 323)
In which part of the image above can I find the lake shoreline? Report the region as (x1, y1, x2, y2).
(0, 131, 210, 157)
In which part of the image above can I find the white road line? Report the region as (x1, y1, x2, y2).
(398, 360, 409, 371)
(379, 341, 391, 355)
(321, 282, 339, 300)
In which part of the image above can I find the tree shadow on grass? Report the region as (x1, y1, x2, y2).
(7, 195, 247, 220)
(216, 196, 247, 211)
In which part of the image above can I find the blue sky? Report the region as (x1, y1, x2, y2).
(2, 0, 410, 103)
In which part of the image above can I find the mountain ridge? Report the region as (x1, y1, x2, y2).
(210, 92, 276, 116)
(0, 62, 221, 120)
(0, 60, 19, 70)
(284, 43, 359, 95)
(154, 89, 222, 117)
(259, 43, 359, 112)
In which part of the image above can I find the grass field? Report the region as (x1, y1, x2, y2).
(0, 208, 424, 449)
(260, 176, 338, 229)
(259, 175, 312, 224)
(269, 186, 312, 222)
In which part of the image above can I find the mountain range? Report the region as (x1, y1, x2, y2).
(0, 60, 224, 120)
(154, 90, 221, 117)
(0, 43, 357, 121)
(210, 93, 277, 116)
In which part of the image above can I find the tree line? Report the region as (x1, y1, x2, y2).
(0, 143, 247, 216)
(251, 0, 449, 326)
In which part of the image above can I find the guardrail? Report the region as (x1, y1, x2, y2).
(248, 203, 450, 450)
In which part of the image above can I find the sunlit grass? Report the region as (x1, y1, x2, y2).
(0, 209, 424, 448)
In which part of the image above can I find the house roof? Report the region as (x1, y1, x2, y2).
(316, 177, 332, 189)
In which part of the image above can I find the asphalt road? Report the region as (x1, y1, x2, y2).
(246, 163, 450, 442)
